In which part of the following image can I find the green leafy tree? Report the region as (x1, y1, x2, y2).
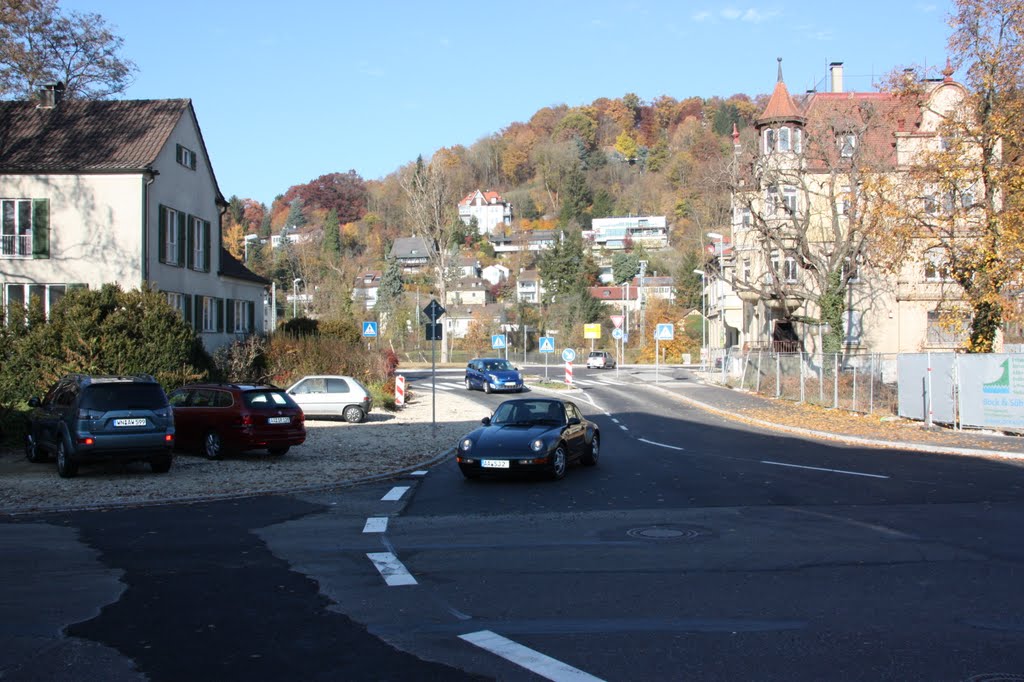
(612, 252, 640, 284)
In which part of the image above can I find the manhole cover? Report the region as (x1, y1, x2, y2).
(627, 525, 711, 541)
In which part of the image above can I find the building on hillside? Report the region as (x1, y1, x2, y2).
(0, 85, 268, 350)
(458, 189, 512, 234)
(516, 270, 546, 303)
(457, 255, 481, 278)
(351, 270, 382, 310)
(445, 277, 494, 306)
(389, 236, 432, 272)
(588, 285, 641, 314)
(585, 216, 669, 251)
(726, 59, 976, 355)
(481, 263, 510, 286)
(489, 230, 558, 255)
(444, 303, 504, 340)
(270, 226, 313, 249)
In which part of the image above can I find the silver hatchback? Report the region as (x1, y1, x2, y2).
(586, 351, 616, 369)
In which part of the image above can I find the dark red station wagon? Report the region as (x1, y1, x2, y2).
(168, 383, 306, 459)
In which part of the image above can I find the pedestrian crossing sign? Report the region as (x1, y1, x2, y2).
(655, 323, 674, 341)
(491, 334, 506, 349)
(539, 336, 555, 353)
(362, 321, 378, 337)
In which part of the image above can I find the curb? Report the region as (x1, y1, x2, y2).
(645, 382, 1024, 461)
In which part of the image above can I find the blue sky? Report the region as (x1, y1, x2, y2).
(61, 1, 955, 208)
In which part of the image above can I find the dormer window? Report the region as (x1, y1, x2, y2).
(839, 133, 856, 158)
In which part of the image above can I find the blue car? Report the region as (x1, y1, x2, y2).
(465, 357, 524, 394)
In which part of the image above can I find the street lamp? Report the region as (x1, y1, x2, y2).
(693, 269, 705, 370)
(292, 277, 302, 319)
(243, 234, 258, 264)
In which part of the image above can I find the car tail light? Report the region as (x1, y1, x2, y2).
(296, 412, 304, 425)
(165, 434, 173, 443)
(236, 414, 254, 427)
(78, 437, 94, 446)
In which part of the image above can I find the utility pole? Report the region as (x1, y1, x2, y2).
(638, 260, 648, 348)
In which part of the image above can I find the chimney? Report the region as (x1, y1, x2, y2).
(38, 82, 66, 109)
(829, 62, 844, 93)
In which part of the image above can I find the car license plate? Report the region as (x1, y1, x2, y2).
(267, 416, 290, 424)
(504, 381, 517, 386)
(481, 459, 509, 469)
(113, 418, 146, 427)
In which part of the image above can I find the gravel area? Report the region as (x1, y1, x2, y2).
(0, 389, 490, 515)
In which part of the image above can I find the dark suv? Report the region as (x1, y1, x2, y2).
(168, 383, 306, 459)
(26, 374, 175, 478)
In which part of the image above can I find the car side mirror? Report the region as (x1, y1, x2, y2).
(568, 417, 581, 426)
(28, 397, 40, 408)
(481, 416, 491, 426)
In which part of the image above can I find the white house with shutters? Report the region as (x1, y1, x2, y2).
(0, 85, 268, 350)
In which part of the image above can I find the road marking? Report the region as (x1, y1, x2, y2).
(638, 438, 684, 451)
(363, 517, 388, 533)
(761, 460, 889, 479)
(381, 486, 411, 501)
(785, 507, 918, 540)
(367, 552, 417, 586)
(611, 418, 620, 424)
(459, 630, 605, 682)
(410, 470, 428, 476)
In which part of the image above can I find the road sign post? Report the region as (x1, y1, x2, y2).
(423, 299, 446, 435)
(539, 336, 555, 381)
(654, 323, 674, 383)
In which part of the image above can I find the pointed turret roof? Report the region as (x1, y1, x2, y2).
(757, 58, 805, 126)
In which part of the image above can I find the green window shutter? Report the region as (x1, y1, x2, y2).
(157, 205, 167, 263)
(185, 215, 194, 270)
(203, 220, 211, 271)
(184, 294, 192, 328)
(193, 295, 202, 330)
(190, 151, 196, 171)
(225, 299, 235, 332)
(177, 212, 187, 268)
(247, 301, 255, 332)
(216, 298, 224, 332)
(176, 144, 183, 164)
(31, 199, 49, 258)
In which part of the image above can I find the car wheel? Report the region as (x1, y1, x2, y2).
(150, 455, 172, 473)
(25, 432, 46, 463)
(549, 444, 567, 480)
(343, 405, 365, 423)
(268, 447, 289, 456)
(203, 431, 223, 460)
(483, 382, 492, 394)
(56, 440, 78, 478)
(465, 378, 473, 391)
(582, 432, 600, 466)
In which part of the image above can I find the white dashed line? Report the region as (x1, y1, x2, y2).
(761, 460, 889, 479)
(381, 486, 410, 501)
(410, 470, 428, 477)
(611, 418, 620, 424)
(637, 438, 684, 451)
(459, 630, 605, 682)
(367, 552, 417, 586)
(363, 517, 388, 533)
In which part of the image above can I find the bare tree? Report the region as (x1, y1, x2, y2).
(0, 0, 136, 100)
(399, 154, 460, 362)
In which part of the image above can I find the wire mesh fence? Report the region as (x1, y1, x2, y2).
(706, 348, 900, 416)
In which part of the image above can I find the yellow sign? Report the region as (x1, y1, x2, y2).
(584, 323, 602, 339)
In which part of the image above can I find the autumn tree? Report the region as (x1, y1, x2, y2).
(881, 0, 1024, 352)
(282, 171, 368, 224)
(0, 0, 136, 99)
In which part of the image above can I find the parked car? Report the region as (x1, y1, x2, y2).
(286, 375, 372, 423)
(586, 350, 616, 369)
(168, 383, 305, 459)
(25, 374, 175, 478)
(455, 397, 599, 480)
(465, 358, 524, 394)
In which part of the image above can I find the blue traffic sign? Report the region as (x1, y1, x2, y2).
(655, 323, 675, 341)
(362, 321, 378, 337)
(539, 336, 555, 353)
(491, 334, 506, 349)
(612, 328, 623, 340)
(561, 348, 576, 363)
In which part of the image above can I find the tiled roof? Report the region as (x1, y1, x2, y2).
(218, 248, 271, 285)
(801, 91, 920, 166)
(0, 98, 190, 172)
(758, 61, 804, 124)
(390, 236, 433, 258)
(459, 189, 506, 206)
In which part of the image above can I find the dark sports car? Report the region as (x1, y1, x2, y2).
(456, 397, 600, 480)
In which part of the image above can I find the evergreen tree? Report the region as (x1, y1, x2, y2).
(322, 208, 342, 256)
(376, 258, 405, 316)
(538, 229, 591, 304)
(559, 166, 591, 225)
(285, 198, 307, 229)
(612, 252, 640, 285)
(258, 212, 272, 238)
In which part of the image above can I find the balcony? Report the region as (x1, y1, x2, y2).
(1, 234, 31, 258)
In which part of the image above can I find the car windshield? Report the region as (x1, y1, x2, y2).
(80, 383, 168, 410)
(243, 390, 298, 409)
(492, 400, 564, 425)
(483, 360, 514, 372)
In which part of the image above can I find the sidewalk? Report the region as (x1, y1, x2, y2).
(627, 367, 1024, 461)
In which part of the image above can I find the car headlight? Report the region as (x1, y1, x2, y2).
(460, 438, 473, 451)
(531, 439, 545, 452)
(488, 374, 499, 382)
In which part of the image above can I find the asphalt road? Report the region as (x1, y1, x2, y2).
(4, 366, 1024, 681)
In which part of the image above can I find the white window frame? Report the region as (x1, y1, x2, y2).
(201, 296, 217, 332)
(764, 128, 776, 154)
(782, 186, 798, 215)
(191, 216, 205, 271)
(839, 133, 857, 158)
(793, 128, 803, 153)
(4, 283, 67, 322)
(165, 292, 187, 319)
(233, 300, 249, 333)
(177, 144, 196, 169)
(778, 126, 791, 152)
(843, 309, 863, 344)
(783, 253, 799, 283)
(1, 198, 34, 259)
(924, 249, 952, 282)
(164, 206, 179, 265)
